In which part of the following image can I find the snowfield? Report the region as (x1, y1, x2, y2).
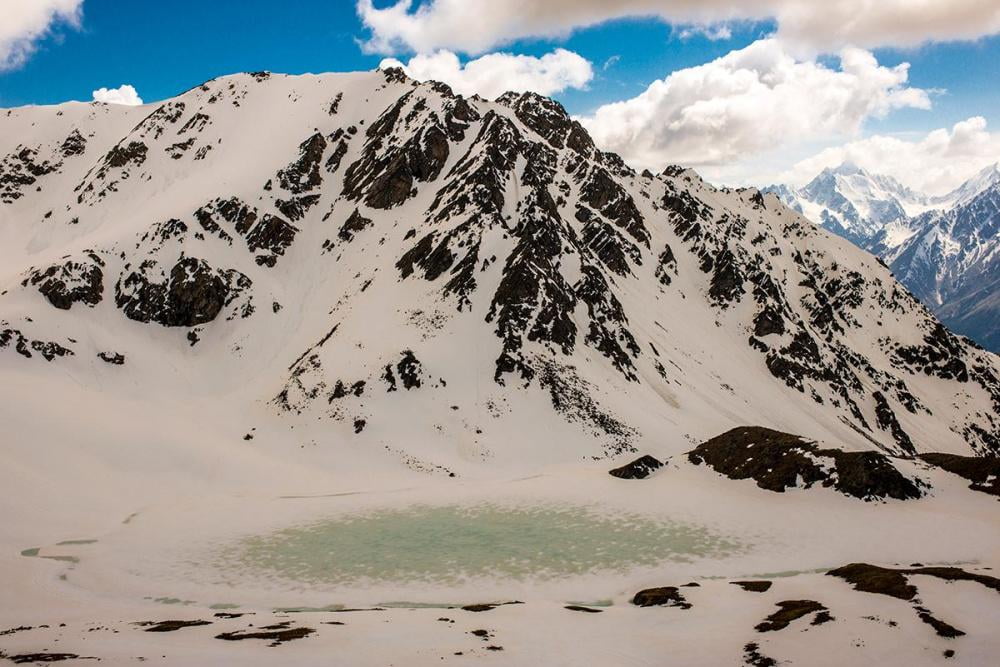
(1, 68, 999, 665)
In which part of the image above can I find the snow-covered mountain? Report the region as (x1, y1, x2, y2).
(887, 177, 1000, 351)
(2, 67, 997, 463)
(4, 68, 1000, 666)
(765, 162, 937, 248)
(770, 162, 1000, 351)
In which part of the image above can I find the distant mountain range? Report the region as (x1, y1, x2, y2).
(767, 162, 1000, 351)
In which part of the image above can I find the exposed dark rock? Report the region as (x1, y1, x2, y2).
(460, 601, 523, 612)
(380, 67, 409, 84)
(743, 642, 777, 667)
(165, 138, 196, 159)
(178, 113, 210, 135)
(195, 197, 256, 241)
(915, 607, 965, 638)
(138, 619, 212, 632)
(753, 306, 785, 337)
(631, 587, 691, 609)
(97, 351, 125, 365)
(578, 166, 650, 247)
(812, 610, 835, 625)
(275, 194, 321, 222)
(0, 651, 93, 663)
(499, 91, 573, 149)
(59, 130, 87, 157)
(893, 323, 969, 383)
(342, 91, 459, 209)
(564, 605, 603, 613)
(245, 213, 298, 260)
(23, 252, 105, 310)
(116, 256, 252, 327)
(918, 453, 1000, 496)
(338, 209, 373, 242)
(871, 390, 915, 453)
(1, 146, 59, 203)
(655, 245, 676, 286)
(396, 350, 423, 389)
(215, 626, 315, 646)
(755, 600, 828, 632)
(608, 454, 663, 479)
(104, 140, 148, 169)
(731, 581, 772, 593)
(277, 132, 327, 194)
(708, 248, 745, 305)
(687, 426, 924, 500)
(0, 328, 73, 362)
(827, 563, 1000, 600)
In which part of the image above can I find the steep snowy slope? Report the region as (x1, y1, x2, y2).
(2, 68, 999, 471)
(888, 180, 1000, 351)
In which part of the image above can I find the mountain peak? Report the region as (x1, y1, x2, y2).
(2, 67, 998, 466)
(826, 161, 866, 177)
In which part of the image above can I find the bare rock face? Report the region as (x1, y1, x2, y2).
(609, 455, 663, 479)
(60, 130, 88, 157)
(0, 328, 73, 362)
(342, 87, 477, 210)
(277, 133, 327, 194)
(1, 146, 59, 203)
(23, 252, 105, 310)
(115, 256, 252, 327)
(687, 426, 925, 501)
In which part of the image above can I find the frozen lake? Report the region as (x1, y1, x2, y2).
(219, 503, 743, 586)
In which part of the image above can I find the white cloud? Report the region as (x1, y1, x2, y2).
(776, 117, 1000, 195)
(379, 48, 593, 99)
(0, 0, 83, 70)
(577, 39, 930, 170)
(677, 24, 733, 41)
(357, 0, 1000, 55)
(92, 84, 144, 106)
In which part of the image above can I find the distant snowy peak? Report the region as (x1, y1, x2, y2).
(770, 161, 1000, 254)
(938, 162, 1000, 210)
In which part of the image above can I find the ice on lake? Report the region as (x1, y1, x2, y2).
(220, 503, 743, 586)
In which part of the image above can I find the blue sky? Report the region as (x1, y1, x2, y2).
(2, 0, 999, 191)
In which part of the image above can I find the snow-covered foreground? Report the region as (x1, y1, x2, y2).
(2, 68, 1000, 664)
(2, 373, 999, 665)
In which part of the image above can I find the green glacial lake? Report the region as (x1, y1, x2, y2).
(223, 504, 742, 586)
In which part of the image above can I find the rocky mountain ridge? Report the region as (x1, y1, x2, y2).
(2, 67, 999, 471)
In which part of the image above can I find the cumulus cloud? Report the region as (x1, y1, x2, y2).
(92, 84, 144, 106)
(357, 0, 1000, 55)
(776, 117, 1000, 195)
(379, 48, 593, 99)
(0, 0, 83, 70)
(577, 39, 930, 170)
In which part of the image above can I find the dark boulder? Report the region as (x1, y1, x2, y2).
(631, 587, 691, 609)
(609, 455, 663, 479)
